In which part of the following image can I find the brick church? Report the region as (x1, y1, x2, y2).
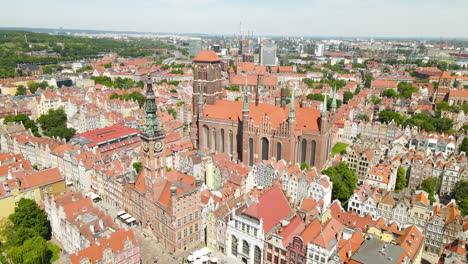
(190, 50, 336, 170)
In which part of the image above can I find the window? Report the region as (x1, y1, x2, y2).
(221, 129, 225, 153)
(178, 231, 181, 240)
(231, 236, 238, 256)
(310, 140, 316, 166)
(261, 137, 269, 161)
(249, 138, 254, 166)
(243, 240, 250, 255)
(212, 128, 217, 152)
(228, 130, 233, 155)
(276, 143, 282, 160)
(254, 246, 261, 264)
(203, 125, 209, 148)
(195, 224, 198, 231)
(300, 139, 307, 164)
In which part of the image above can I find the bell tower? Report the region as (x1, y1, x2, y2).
(140, 73, 166, 185)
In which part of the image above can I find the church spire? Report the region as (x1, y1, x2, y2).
(288, 86, 295, 119)
(143, 70, 163, 136)
(243, 75, 249, 113)
(331, 85, 337, 111)
(321, 94, 328, 117)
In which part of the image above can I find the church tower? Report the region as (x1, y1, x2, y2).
(191, 50, 222, 147)
(140, 74, 166, 185)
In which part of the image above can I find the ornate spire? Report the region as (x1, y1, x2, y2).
(280, 82, 287, 109)
(143, 68, 163, 136)
(288, 86, 295, 119)
(321, 94, 328, 117)
(243, 75, 249, 113)
(331, 85, 337, 110)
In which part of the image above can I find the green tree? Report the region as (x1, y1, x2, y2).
(37, 108, 75, 140)
(421, 177, 441, 204)
(300, 162, 311, 171)
(7, 236, 52, 264)
(322, 163, 358, 203)
(167, 108, 177, 118)
(343, 91, 354, 104)
(103, 63, 112, 68)
(395, 166, 407, 193)
(132, 162, 142, 174)
(377, 110, 406, 125)
(397, 82, 418, 99)
(357, 114, 370, 122)
(9, 198, 51, 240)
(363, 73, 373, 88)
(460, 137, 468, 153)
(15, 85, 27, 96)
(3, 114, 40, 137)
(451, 180, 468, 216)
(382, 89, 399, 98)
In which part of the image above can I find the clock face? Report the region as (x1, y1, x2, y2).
(142, 141, 149, 152)
(154, 140, 164, 152)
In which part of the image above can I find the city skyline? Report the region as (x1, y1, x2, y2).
(3, 0, 468, 38)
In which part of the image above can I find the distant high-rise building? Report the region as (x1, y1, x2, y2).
(260, 42, 277, 66)
(315, 44, 325, 57)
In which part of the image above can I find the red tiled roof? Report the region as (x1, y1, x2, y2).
(74, 124, 140, 148)
(203, 100, 321, 131)
(193, 50, 221, 62)
(244, 185, 292, 234)
(279, 216, 305, 247)
(449, 89, 468, 98)
(21, 168, 63, 189)
(70, 229, 137, 264)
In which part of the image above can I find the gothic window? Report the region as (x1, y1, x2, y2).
(276, 143, 282, 161)
(203, 71, 207, 80)
(212, 128, 217, 152)
(221, 129, 225, 153)
(203, 125, 209, 148)
(261, 137, 269, 161)
(249, 138, 254, 166)
(243, 240, 250, 255)
(198, 71, 202, 80)
(300, 139, 307, 164)
(254, 246, 261, 264)
(229, 130, 233, 155)
(310, 140, 316, 166)
(231, 236, 238, 256)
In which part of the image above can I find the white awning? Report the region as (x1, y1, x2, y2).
(126, 217, 136, 223)
(66, 181, 73, 186)
(120, 213, 131, 220)
(86, 192, 100, 200)
(116, 211, 126, 216)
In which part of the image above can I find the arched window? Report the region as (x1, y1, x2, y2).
(203, 125, 209, 148)
(261, 138, 269, 161)
(212, 128, 217, 152)
(221, 129, 225, 153)
(228, 130, 233, 155)
(300, 139, 307, 164)
(254, 246, 261, 264)
(231, 236, 238, 256)
(310, 140, 316, 166)
(249, 138, 254, 166)
(276, 143, 282, 161)
(242, 240, 250, 255)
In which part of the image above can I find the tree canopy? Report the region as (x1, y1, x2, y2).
(322, 163, 358, 203)
(460, 137, 468, 153)
(395, 166, 407, 193)
(37, 108, 76, 140)
(109, 91, 145, 108)
(451, 180, 468, 216)
(421, 177, 441, 204)
(3, 114, 40, 137)
(377, 110, 406, 125)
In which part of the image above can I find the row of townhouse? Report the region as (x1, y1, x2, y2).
(43, 191, 141, 263)
(246, 158, 333, 208)
(348, 184, 468, 257)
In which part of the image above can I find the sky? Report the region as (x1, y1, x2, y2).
(2, 0, 468, 38)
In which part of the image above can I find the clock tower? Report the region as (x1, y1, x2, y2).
(140, 74, 166, 185)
